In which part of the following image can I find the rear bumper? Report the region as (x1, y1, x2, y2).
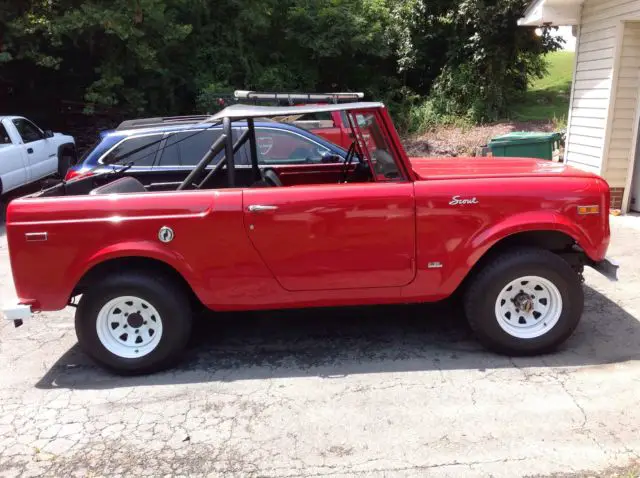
(588, 256, 619, 281)
(1, 302, 33, 327)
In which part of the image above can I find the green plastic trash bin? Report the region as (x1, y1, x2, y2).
(488, 131, 562, 161)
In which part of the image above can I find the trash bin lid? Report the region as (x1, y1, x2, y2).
(489, 131, 562, 146)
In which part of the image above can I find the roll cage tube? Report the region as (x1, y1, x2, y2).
(178, 115, 259, 190)
(223, 117, 235, 187)
(176, 133, 227, 190)
(196, 127, 251, 189)
(247, 118, 260, 182)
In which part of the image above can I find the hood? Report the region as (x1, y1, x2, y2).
(409, 156, 599, 180)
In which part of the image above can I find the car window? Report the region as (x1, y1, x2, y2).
(351, 112, 402, 180)
(12, 118, 44, 143)
(102, 135, 162, 166)
(251, 128, 331, 165)
(0, 124, 11, 144)
(157, 128, 248, 167)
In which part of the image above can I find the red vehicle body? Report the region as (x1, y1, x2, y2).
(289, 110, 353, 148)
(1, 101, 617, 374)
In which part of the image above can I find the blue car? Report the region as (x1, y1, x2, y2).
(65, 117, 348, 185)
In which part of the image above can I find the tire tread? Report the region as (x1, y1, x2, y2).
(464, 247, 583, 356)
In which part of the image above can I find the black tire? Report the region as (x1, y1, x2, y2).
(57, 153, 73, 177)
(464, 247, 584, 356)
(75, 272, 192, 375)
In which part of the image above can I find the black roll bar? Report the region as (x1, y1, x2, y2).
(196, 128, 251, 189)
(223, 117, 235, 188)
(176, 134, 227, 191)
(247, 118, 260, 181)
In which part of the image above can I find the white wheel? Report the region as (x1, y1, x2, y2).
(96, 296, 164, 359)
(494, 275, 563, 339)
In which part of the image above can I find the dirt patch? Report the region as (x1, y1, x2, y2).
(528, 460, 640, 478)
(403, 120, 557, 157)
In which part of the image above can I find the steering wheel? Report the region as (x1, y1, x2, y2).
(341, 141, 357, 183)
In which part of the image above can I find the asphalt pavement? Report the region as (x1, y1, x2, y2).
(1, 215, 639, 477)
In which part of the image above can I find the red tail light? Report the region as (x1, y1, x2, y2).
(64, 169, 94, 181)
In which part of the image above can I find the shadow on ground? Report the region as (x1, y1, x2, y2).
(35, 285, 640, 390)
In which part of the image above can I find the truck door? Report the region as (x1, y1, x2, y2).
(243, 182, 416, 291)
(243, 109, 416, 292)
(11, 118, 52, 181)
(0, 122, 28, 193)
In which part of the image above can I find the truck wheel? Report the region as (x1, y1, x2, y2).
(57, 152, 73, 177)
(464, 248, 583, 355)
(75, 272, 192, 374)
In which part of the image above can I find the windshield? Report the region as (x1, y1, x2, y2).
(350, 111, 402, 180)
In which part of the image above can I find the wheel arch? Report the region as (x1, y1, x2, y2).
(57, 142, 77, 163)
(72, 256, 204, 308)
(456, 228, 584, 297)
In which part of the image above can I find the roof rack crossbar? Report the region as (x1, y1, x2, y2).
(234, 90, 364, 104)
(116, 115, 212, 131)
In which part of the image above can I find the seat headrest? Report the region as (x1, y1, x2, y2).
(89, 176, 147, 195)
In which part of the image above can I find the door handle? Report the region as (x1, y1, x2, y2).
(247, 204, 278, 213)
(27, 148, 33, 154)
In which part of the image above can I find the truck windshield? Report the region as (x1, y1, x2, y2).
(0, 124, 10, 144)
(351, 112, 402, 180)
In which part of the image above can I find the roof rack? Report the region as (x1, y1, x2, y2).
(234, 90, 365, 105)
(115, 115, 211, 131)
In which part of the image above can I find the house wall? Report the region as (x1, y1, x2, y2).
(602, 21, 640, 209)
(565, 0, 640, 209)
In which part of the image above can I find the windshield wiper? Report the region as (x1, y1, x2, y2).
(112, 160, 135, 176)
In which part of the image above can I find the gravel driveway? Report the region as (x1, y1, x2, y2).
(1, 216, 639, 477)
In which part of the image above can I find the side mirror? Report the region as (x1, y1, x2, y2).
(320, 151, 342, 163)
(44, 130, 54, 138)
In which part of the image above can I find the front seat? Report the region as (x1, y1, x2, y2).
(90, 176, 147, 195)
(250, 168, 283, 188)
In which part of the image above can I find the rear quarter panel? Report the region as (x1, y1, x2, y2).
(5, 190, 275, 310)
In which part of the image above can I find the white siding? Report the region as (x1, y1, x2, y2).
(566, 0, 640, 178)
(602, 21, 640, 187)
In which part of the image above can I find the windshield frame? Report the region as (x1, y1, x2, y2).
(345, 108, 408, 182)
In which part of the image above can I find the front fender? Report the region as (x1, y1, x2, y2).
(469, 210, 599, 265)
(440, 211, 596, 295)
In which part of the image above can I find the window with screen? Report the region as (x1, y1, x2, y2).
(12, 119, 44, 143)
(102, 135, 162, 166)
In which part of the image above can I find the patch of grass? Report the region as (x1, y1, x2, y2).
(511, 51, 575, 123)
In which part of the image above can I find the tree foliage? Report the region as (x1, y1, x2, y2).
(0, 0, 563, 125)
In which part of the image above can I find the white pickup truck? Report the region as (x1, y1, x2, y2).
(0, 116, 76, 196)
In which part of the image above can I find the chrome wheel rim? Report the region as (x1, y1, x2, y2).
(96, 296, 163, 359)
(494, 276, 563, 339)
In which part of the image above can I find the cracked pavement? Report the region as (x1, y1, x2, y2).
(1, 215, 639, 477)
